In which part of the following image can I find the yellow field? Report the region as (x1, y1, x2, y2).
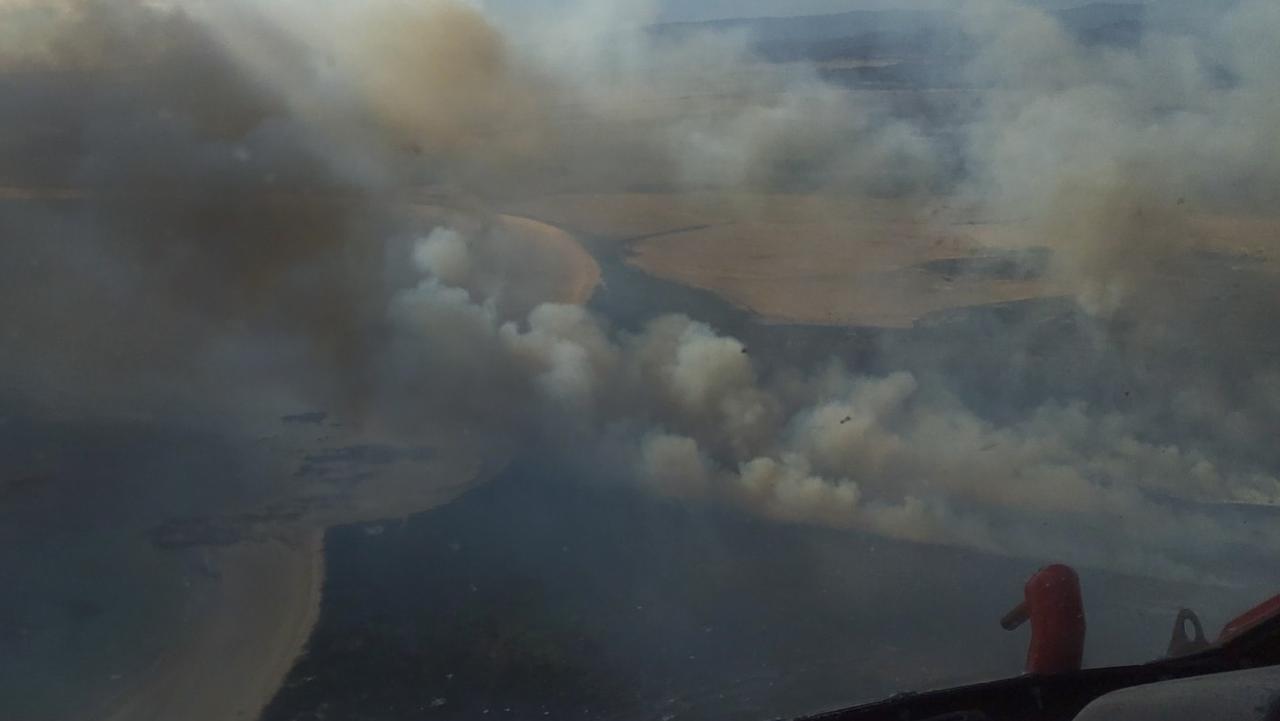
(507, 192, 1280, 328)
(507, 192, 1047, 327)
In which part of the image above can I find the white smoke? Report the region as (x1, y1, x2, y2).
(961, 0, 1280, 313)
(383, 221, 1280, 581)
(4, 0, 1280, 582)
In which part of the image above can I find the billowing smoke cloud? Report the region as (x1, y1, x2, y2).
(383, 224, 1280, 580)
(945, 0, 1280, 502)
(2, 0, 1279, 583)
(962, 0, 1280, 311)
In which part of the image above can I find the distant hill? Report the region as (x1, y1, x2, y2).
(1057, 2, 1146, 46)
(653, 8, 965, 61)
(657, 9, 949, 46)
(653, 2, 1149, 62)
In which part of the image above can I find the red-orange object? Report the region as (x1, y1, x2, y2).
(1217, 592, 1280, 645)
(1001, 564, 1087, 674)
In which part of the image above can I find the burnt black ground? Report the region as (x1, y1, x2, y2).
(260, 458, 1263, 721)
(258, 228, 1279, 721)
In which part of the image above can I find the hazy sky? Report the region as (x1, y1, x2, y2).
(656, 0, 948, 21)
(480, 0, 1132, 24)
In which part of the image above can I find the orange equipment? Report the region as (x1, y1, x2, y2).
(1000, 564, 1087, 674)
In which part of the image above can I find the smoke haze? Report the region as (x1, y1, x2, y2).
(3, 0, 1280, 589)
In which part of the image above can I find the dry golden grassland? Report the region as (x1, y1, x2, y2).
(509, 192, 1280, 327)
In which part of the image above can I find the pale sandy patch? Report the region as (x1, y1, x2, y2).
(99, 531, 325, 721)
(497, 214, 601, 306)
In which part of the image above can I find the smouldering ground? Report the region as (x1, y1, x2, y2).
(83, 196, 604, 721)
(2, 192, 599, 721)
(87, 209, 597, 721)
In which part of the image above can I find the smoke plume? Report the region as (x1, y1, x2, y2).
(2, 0, 1279, 583)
